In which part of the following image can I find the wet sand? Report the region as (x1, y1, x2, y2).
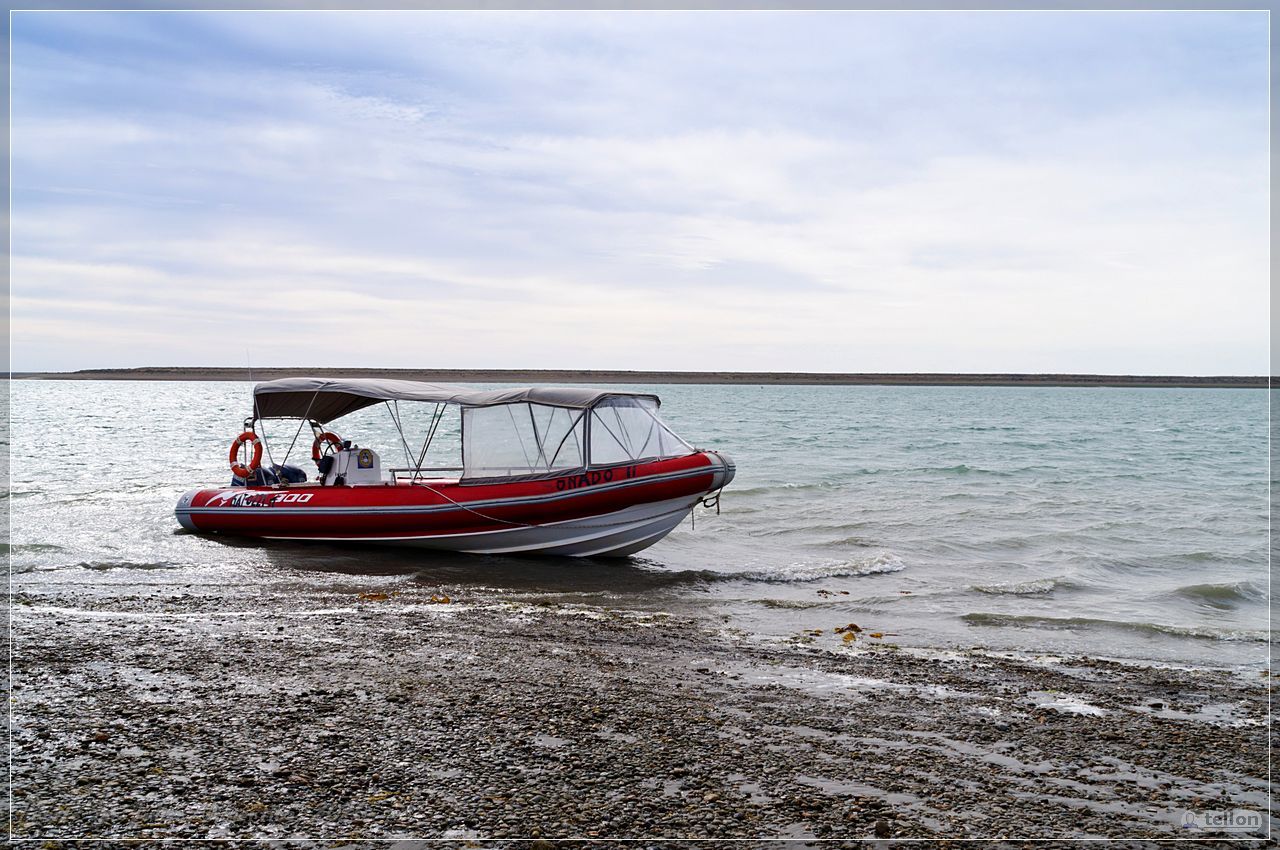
(11, 576, 1272, 844)
(8, 367, 1270, 388)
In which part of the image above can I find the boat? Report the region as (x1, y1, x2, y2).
(175, 377, 735, 557)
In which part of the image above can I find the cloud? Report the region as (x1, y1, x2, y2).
(9, 9, 1269, 373)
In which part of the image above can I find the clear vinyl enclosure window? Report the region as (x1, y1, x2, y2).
(588, 396, 693, 466)
(462, 403, 585, 479)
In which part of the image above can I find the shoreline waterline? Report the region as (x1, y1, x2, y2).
(9, 379, 1270, 671)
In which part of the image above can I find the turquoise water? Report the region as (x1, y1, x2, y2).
(8, 380, 1271, 669)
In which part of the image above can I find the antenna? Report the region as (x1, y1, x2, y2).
(247, 345, 262, 425)
(244, 349, 276, 470)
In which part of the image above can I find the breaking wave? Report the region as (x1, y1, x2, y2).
(1171, 581, 1266, 605)
(719, 554, 906, 584)
(913, 464, 1009, 476)
(968, 577, 1079, 596)
(961, 612, 1270, 642)
(754, 599, 826, 609)
(11, 559, 183, 575)
(728, 481, 845, 497)
(74, 560, 182, 572)
(0, 542, 66, 553)
(649, 554, 905, 587)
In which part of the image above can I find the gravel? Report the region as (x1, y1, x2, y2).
(10, 580, 1274, 846)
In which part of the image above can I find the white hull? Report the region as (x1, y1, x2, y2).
(263, 494, 702, 557)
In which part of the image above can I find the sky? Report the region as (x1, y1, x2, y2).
(9, 10, 1270, 374)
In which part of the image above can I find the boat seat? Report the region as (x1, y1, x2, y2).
(232, 463, 307, 487)
(274, 464, 308, 484)
(232, 467, 277, 487)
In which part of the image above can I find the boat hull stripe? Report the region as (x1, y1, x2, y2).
(176, 463, 716, 518)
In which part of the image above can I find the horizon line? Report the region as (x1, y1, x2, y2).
(7, 367, 1271, 389)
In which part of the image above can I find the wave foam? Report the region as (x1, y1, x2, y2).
(912, 464, 1009, 476)
(726, 554, 906, 584)
(969, 577, 1076, 596)
(962, 612, 1269, 642)
(649, 554, 906, 588)
(1, 542, 66, 553)
(73, 560, 181, 572)
(729, 481, 842, 497)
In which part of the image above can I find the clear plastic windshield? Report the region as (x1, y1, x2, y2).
(460, 396, 693, 480)
(587, 396, 693, 466)
(462, 403, 586, 480)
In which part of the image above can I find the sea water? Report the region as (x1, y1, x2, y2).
(7, 380, 1271, 670)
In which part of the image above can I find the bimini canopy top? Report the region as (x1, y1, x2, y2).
(252, 377, 660, 422)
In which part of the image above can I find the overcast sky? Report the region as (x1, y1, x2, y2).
(10, 10, 1269, 374)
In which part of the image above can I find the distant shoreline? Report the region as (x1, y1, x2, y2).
(6, 367, 1271, 388)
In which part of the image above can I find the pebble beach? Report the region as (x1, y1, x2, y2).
(12, 576, 1272, 845)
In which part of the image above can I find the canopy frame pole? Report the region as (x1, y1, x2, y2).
(386, 400, 415, 469)
(591, 409, 631, 462)
(506, 404, 535, 475)
(612, 405, 635, 458)
(253, 394, 280, 480)
(411, 403, 446, 484)
(278, 388, 322, 473)
(547, 409, 587, 469)
(637, 408, 659, 458)
(527, 405, 550, 471)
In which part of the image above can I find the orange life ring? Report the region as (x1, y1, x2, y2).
(312, 431, 343, 465)
(229, 431, 263, 479)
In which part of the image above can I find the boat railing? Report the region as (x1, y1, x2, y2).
(390, 466, 464, 483)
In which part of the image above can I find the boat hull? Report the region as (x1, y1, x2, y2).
(175, 451, 734, 557)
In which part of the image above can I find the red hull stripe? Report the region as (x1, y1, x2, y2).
(179, 464, 714, 518)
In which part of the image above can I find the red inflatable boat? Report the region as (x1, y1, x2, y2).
(176, 377, 734, 557)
